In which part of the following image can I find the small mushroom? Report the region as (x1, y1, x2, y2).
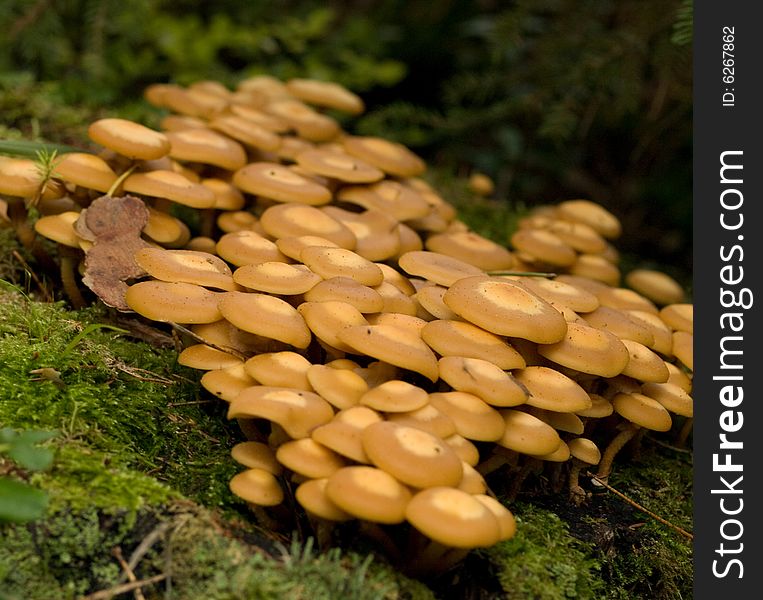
(566, 438, 601, 505)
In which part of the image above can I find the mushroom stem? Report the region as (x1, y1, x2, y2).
(675, 417, 693, 447)
(476, 453, 510, 476)
(626, 427, 647, 461)
(248, 504, 280, 531)
(568, 458, 587, 505)
(199, 207, 217, 239)
(595, 422, 640, 482)
(405, 533, 460, 577)
(7, 197, 56, 272)
(548, 461, 565, 494)
(358, 521, 401, 564)
(59, 245, 86, 309)
(506, 457, 542, 501)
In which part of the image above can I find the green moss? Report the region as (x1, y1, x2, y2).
(599, 445, 694, 599)
(485, 503, 605, 599)
(0, 504, 432, 600)
(0, 288, 242, 510)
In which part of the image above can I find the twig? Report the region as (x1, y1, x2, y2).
(79, 574, 166, 600)
(12, 249, 52, 301)
(646, 434, 692, 455)
(126, 521, 174, 574)
(170, 322, 248, 362)
(587, 472, 693, 541)
(111, 547, 145, 600)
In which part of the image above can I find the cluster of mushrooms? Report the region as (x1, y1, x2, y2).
(0, 74, 693, 576)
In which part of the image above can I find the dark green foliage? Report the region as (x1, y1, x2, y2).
(356, 0, 692, 273)
(0, 1, 405, 107)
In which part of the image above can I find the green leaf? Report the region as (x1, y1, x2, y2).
(0, 429, 57, 470)
(0, 139, 85, 159)
(0, 478, 48, 523)
(8, 443, 54, 471)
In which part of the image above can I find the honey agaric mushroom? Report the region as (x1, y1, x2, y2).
(229, 468, 284, 506)
(342, 136, 426, 178)
(428, 392, 506, 442)
(321, 206, 402, 262)
(510, 229, 577, 267)
(233, 162, 332, 205)
(436, 357, 525, 408)
(165, 128, 247, 171)
(286, 78, 365, 114)
(672, 331, 693, 371)
(216, 230, 288, 267)
(325, 466, 412, 524)
(265, 98, 340, 141)
(295, 149, 384, 183)
(398, 250, 484, 287)
(259, 203, 357, 249)
(54, 152, 118, 194)
(625, 269, 685, 306)
(405, 487, 500, 574)
(200, 363, 256, 402)
(233, 261, 321, 295)
(231, 441, 283, 475)
(304, 277, 384, 313)
(443, 276, 568, 344)
(596, 287, 658, 314)
(306, 365, 368, 410)
(372, 282, 419, 316)
(582, 305, 655, 346)
(295, 477, 352, 523)
(595, 392, 672, 482)
(300, 246, 384, 286)
(555, 200, 622, 240)
(228, 386, 334, 439)
(122, 170, 217, 209)
(424, 231, 515, 271)
(244, 352, 313, 391)
(513, 366, 592, 412)
(361, 421, 463, 488)
(276, 438, 347, 479)
(514, 277, 600, 314)
(178, 344, 243, 370)
(297, 300, 368, 352)
(537, 322, 629, 378)
(468, 172, 495, 197)
(542, 219, 607, 254)
(88, 118, 171, 161)
(33, 211, 87, 308)
(624, 310, 674, 356)
(339, 180, 430, 221)
(338, 324, 439, 383)
(660, 303, 693, 333)
(359, 380, 429, 413)
(311, 406, 383, 463)
(568, 254, 621, 286)
(125, 280, 222, 323)
(444, 434, 481, 467)
(421, 320, 526, 370)
(387, 404, 457, 439)
(134, 248, 239, 291)
(209, 115, 281, 153)
(641, 382, 693, 419)
(567, 437, 602, 505)
(415, 285, 462, 320)
(218, 291, 312, 349)
(619, 339, 670, 382)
